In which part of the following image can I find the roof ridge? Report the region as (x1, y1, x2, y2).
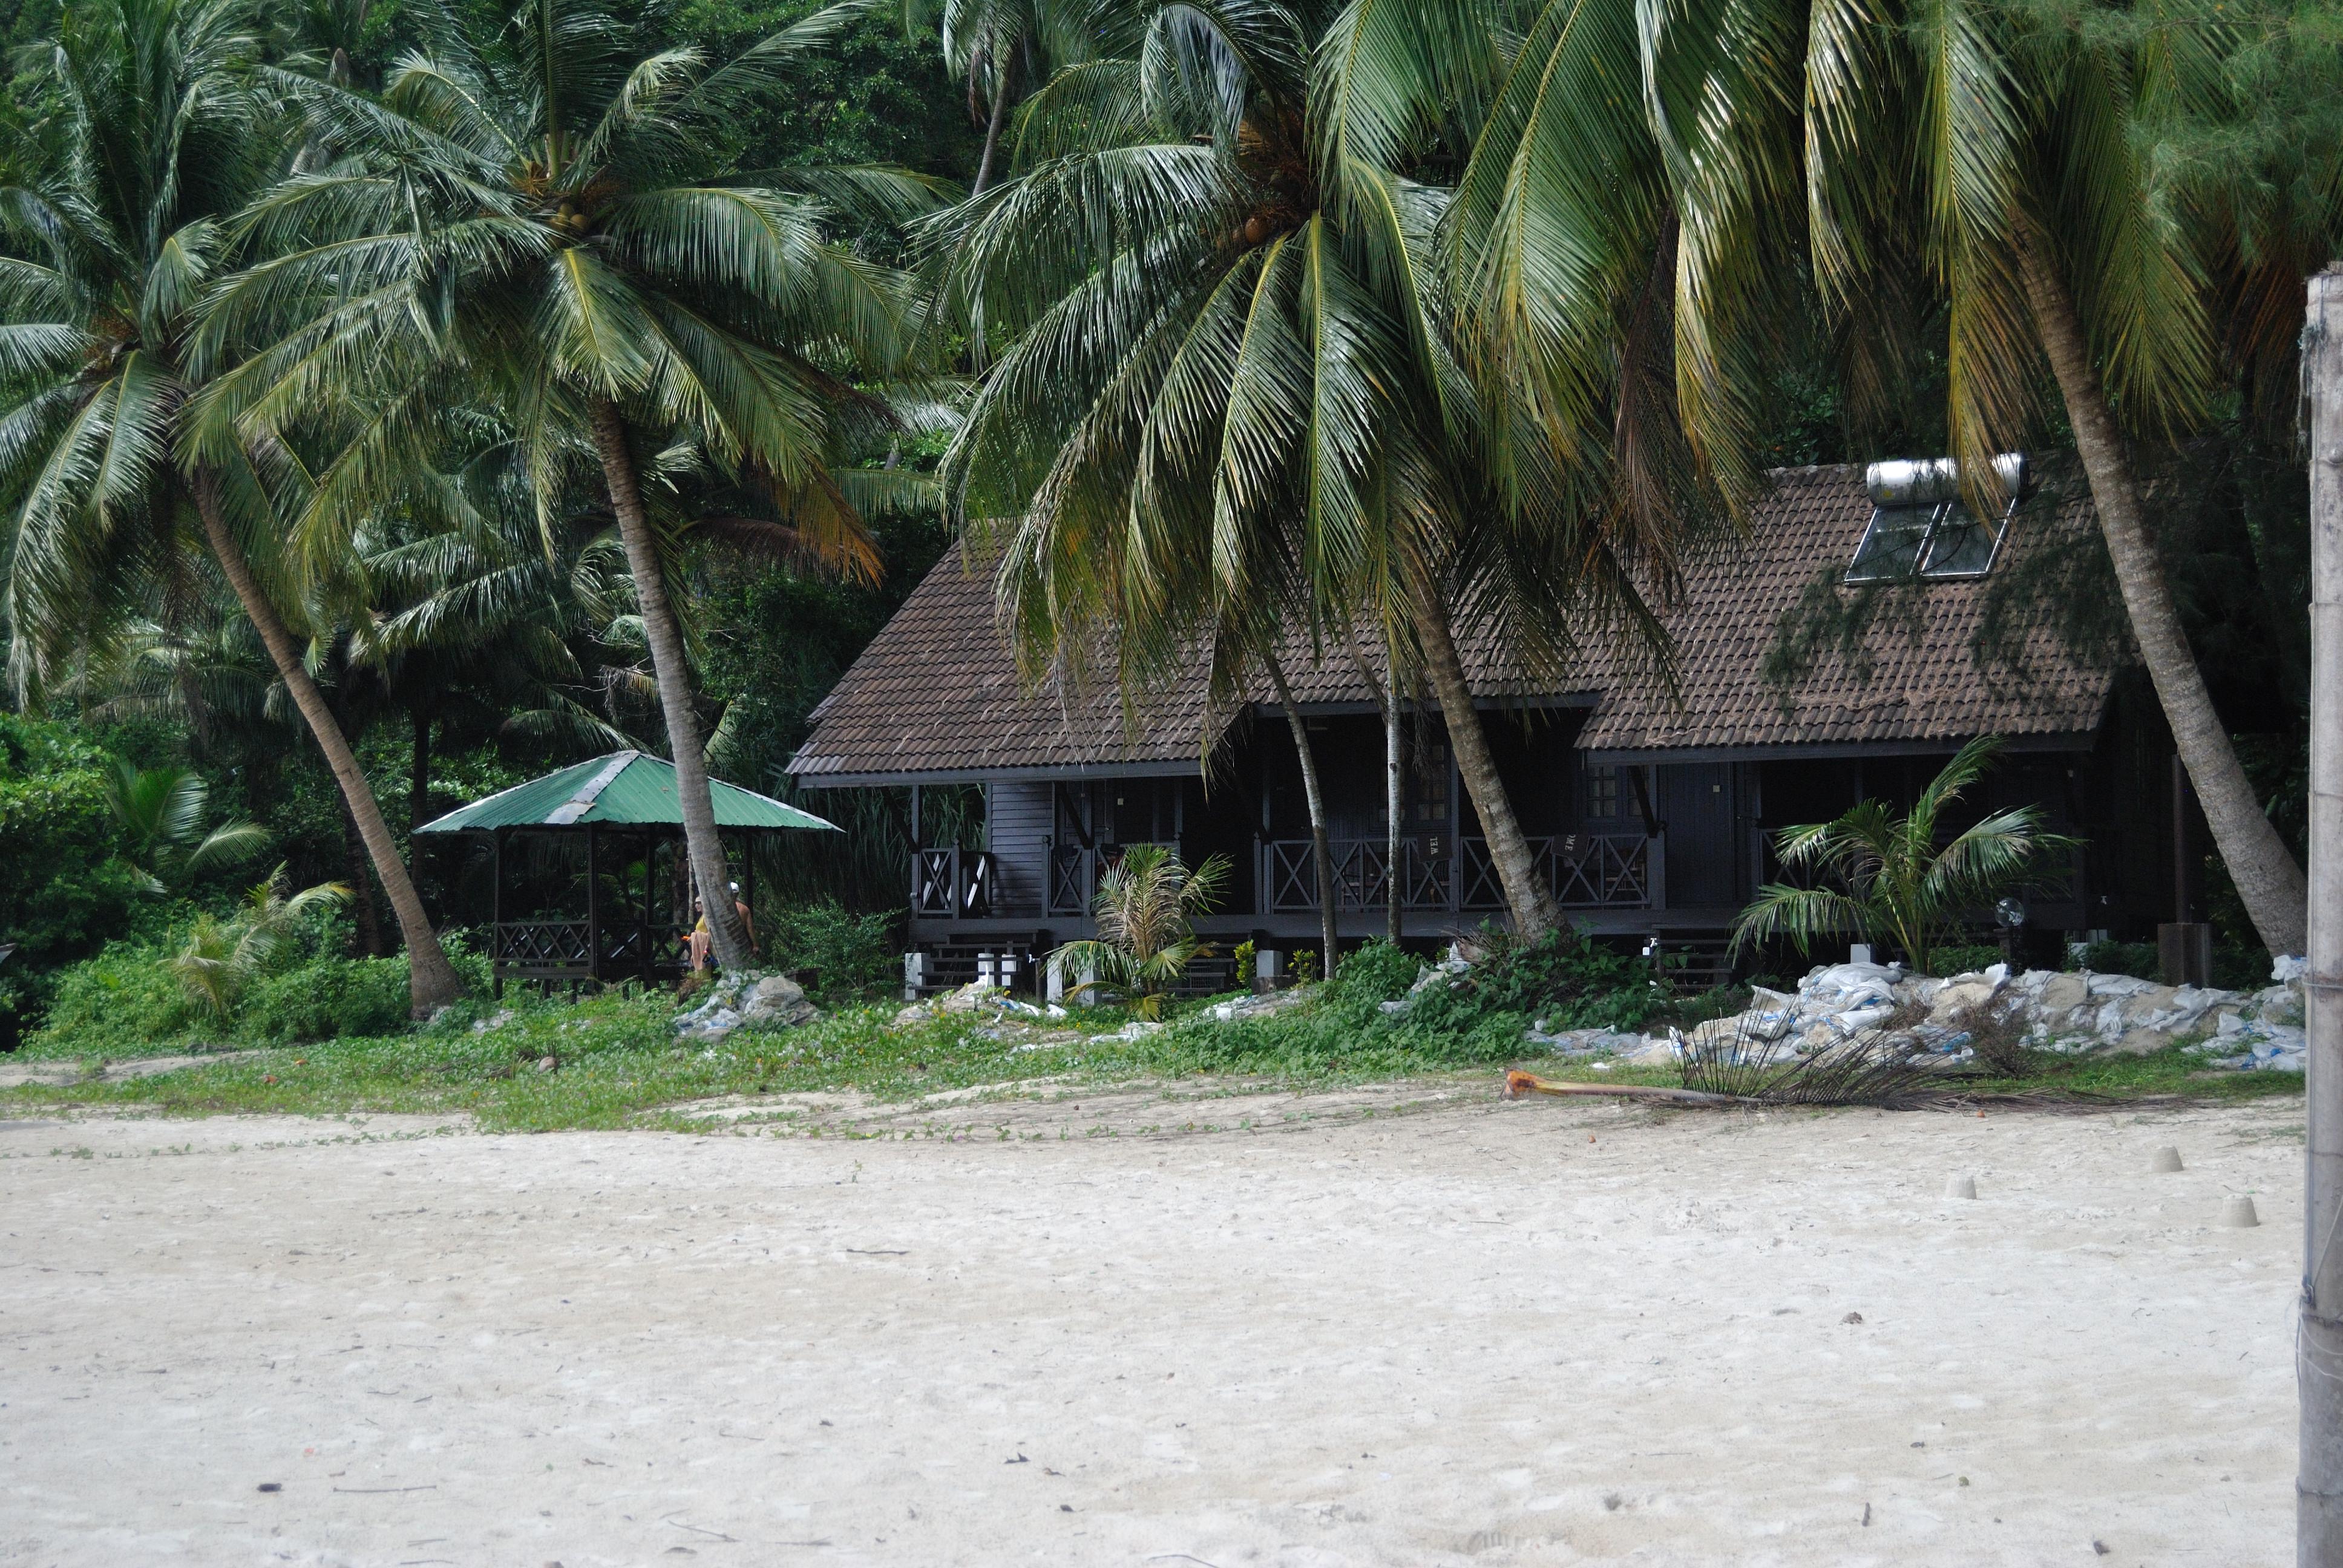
(547, 751, 639, 825)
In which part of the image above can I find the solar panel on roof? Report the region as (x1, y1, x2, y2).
(1845, 453, 2024, 584)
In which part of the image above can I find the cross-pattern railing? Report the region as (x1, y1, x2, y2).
(1261, 833, 1653, 915)
(496, 920, 591, 970)
(913, 848, 997, 919)
(497, 918, 691, 980)
(1045, 841, 1177, 916)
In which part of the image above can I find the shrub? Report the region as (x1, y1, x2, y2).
(1145, 931, 1665, 1080)
(32, 929, 490, 1052)
(765, 903, 900, 1001)
(2069, 939, 2158, 980)
(242, 955, 421, 1043)
(1325, 939, 1418, 1005)
(1401, 927, 1660, 1036)
(34, 939, 201, 1052)
(0, 713, 143, 1018)
(1930, 942, 2004, 976)
(1049, 845, 1230, 1018)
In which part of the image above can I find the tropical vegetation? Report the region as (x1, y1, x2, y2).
(1729, 737, 2076, 975)
(1048, 843, 1230, 1019)
(0, 0, 2330, 1092)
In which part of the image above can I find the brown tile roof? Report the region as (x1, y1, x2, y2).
(785, 548, 1219, 782)
(1577, 459, 2117, 755)
(786, 460, 2120, 782)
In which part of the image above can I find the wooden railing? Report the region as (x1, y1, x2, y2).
(1260, 833, 1655, 915)
(1046, 841, 1177, 916)
(912, 848, 997, 919)
(496, 919, 591, 971)
(495, 918, 689, 980)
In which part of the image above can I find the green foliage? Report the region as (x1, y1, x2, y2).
(1049, 844, 1230, 1019)
(169, 871, 350, 1021)
(242, 946, 491, 1044)
(33, 923, 491, 1053)
(1402, 930, 1663, 1037)
(0, 714, 144, 1013)
(1144, 933, 1664, 1080)
(103, 758, 270, 891)
(2068, 939, 2159, 981)
(1931, 943, 2005, 976)
(1327, 938, 1415, 1002)
(33, 939, 203, 1053)
(1732, 737, 2074, 973)
(666, 0, 980, 183)
(763, 902, 900, 1002)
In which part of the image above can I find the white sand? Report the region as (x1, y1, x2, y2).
(0, 1085, 2303, 1566)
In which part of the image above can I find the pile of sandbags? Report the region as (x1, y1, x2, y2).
(675, 972, 819, 1043)
(1599, 954, 2311, 1073)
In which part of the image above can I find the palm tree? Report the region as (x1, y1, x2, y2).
(192, 0, 939, 972)
(1047, 841, 1230, 1018)
(1630, 0, 2322, 955)
(1319, 0, 2324, 955)
(103, 758, 272, 891)
(1730, 736, 2074, 975)
(932, 0, 1659, 941)
(172, 864, 349, 1021)
(0, 0, 468, 1012)
(908, 0, 1108, 193)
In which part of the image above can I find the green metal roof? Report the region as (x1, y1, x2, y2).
(414, 751, 839, 834)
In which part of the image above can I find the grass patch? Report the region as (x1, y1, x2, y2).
(2, 941, 2304, 1133)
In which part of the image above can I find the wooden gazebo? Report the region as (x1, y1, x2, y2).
(415, 751, 837, 993)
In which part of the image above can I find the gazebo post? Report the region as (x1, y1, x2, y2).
(490, 828, 505, 1000)
(586, 823, 600, 987)
(641, 831, 655, 987)
(742, 832, 758, 960)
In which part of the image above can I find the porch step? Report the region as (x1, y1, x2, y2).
(910, 932, 1046, 996)
(1648, 933, 1738, 994)
(911, 936, 1238, 1003)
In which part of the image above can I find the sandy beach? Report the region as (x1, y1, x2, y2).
(0, 1084, 2302, 1566)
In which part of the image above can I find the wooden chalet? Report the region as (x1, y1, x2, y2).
(788, 457, 2197, 993)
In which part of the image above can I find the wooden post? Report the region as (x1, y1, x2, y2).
(490, 829, 504, 1000)
(1387, 648, 1404, 944)
(743, 831, 758, 960)
(641, 832, 656, 986)
(2302, 264, 2343, 1564)
(586, 823, 598, 985)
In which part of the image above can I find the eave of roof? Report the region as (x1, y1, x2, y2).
(416, 751, 839, 833)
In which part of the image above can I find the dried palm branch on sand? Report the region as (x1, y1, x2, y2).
(1504, 1014, 1955, 1110)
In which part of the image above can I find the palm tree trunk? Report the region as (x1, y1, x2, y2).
(588, 399, 750, 970)
(410, 710, 432, 831)
(339, 796, 387, 957)
(192, 471, 463, 1014)
(970, 39, 1018, 195)
(1265, 652, 1341, 979)
(2018, 239, 2308, 956)
(1345, 628, 1406, 946)
(1409, 577, 1559, 941)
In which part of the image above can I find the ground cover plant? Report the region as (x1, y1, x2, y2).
(5, 925, 2303, 1132)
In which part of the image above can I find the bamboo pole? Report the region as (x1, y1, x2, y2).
(2302, 265, 2343, 1565)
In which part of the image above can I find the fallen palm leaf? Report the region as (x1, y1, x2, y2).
(1504, 1071, 1745, 1106)
(1507, 1015, 1956, 1109)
